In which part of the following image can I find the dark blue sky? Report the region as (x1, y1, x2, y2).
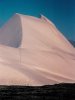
(0, 0, 75, 40)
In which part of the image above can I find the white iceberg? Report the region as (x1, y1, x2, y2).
(0, 13, 75, 86)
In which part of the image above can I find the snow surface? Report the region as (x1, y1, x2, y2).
(0, 13, 75, 86)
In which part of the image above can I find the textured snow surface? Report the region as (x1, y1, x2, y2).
(0, 13, 75, 86)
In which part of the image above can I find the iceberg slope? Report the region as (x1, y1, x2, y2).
(0, 13, 75, 85)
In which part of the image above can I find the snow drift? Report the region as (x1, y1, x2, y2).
(0, 13, 75, 85)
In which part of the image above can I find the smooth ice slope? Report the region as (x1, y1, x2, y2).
(0, 13, 75, 85)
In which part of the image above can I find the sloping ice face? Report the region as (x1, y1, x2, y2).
(0, 13, 75, 86)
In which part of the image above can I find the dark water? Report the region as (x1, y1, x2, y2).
(0, 83, 75, 100)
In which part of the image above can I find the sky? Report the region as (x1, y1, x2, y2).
(0, 0, 75, 41)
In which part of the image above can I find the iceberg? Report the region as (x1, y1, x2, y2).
(0, 13, 75, 86)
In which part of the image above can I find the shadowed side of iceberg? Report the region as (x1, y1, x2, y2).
(0, 14, 22, 48)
